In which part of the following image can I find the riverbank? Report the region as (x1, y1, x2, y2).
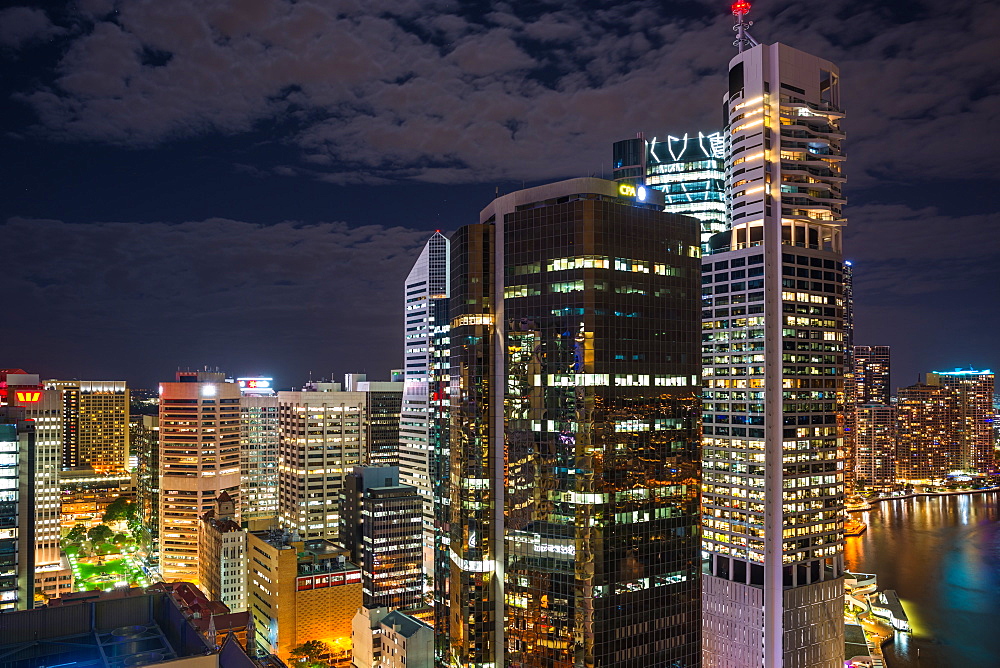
(847, 487, 999, 512)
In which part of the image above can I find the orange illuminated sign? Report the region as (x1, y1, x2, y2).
(15, 391, 41, 403)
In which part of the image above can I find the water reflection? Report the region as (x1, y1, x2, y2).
(844, 492, 1000, 668)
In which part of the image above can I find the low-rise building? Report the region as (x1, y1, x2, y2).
(199, 491, 248, 612)
(247, 531, 362, 663)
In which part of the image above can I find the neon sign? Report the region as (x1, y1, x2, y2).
(619, 184, 637, 197)
(15, 391, 41, 403)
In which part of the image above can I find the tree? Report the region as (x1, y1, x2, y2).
(66, 523, 88, 542)
(103, 496, 137, 524)
(290, 640, 331, 667)
(113, 532, 129, 545)
(88, 524, 114, 544)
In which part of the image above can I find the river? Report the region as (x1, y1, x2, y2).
(843, 491, 1000, 668)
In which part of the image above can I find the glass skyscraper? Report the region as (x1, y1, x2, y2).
(446, 177, 702, 668)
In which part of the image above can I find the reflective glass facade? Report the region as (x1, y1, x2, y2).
(447, 178, 702, 668)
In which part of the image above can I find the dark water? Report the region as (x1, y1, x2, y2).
(843, 492, 1000, 668)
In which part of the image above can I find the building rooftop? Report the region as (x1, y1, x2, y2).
(380, 610, 433, 639)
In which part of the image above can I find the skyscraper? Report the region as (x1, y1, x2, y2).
(845, 346, 890, 489)
(0, 406, 35, 611)
(277, 386, 367, 540)
(45, 379, 129, 473)
(340, 466, 423, 611)
(854, 404, 897, 490)
(399, 231, 451, 615)
(896, 368, 996, 479)
(447, 177, 702, 668)
(158, 371, 242, 582)
(240, 394, 280, 521)
(701, 11, 847, 666)
(613, 131, 727, 248)
(4, 373, 63, 582)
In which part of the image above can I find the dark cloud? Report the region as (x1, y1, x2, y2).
(5, 0, 988, 189)
(4, 216, 431, 385)
(0, 7, 61, 49)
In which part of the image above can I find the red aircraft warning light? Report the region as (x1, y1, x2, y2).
(732, 1, 751, 16)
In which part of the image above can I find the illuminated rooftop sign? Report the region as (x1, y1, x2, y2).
(618, 183, 648, 201)
(15, 391, 41, 403)
(238, 377, 276, 395)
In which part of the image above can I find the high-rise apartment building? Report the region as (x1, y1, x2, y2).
(158, 371, 241, 582)
(613, 131, 727, 248)
(240, 394, 279, 520)
(0, 407, 35, 611)
(851, 346, 890, 405)
(845, 346, 890, 488)
(399, 231, 451, 609)
(854, 404, 897, 490)
(277, 387, 367, 540)
(701, 21, 847, 667)
(340, 466, 423, 611)
(896, 369, 996, 479)
(45, 380, 129, 473)
(446, 177, 702, 668)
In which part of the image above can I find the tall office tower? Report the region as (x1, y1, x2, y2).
(354, 376, 404, 468)
(897, 369, 996, 478)
(613, 132, 727, 248)
(45, 380, 129, 472)
(198, 492, 248, 612)
(240, 394, 280, 520)
(131, 414, 160, 553)
(277, 387, 367, 540)
(0, 407, 35, 611)
(446, 177, 702, 668)
(399, 232, 451, 604)
(4, 373, 63, 578)
(340, 466, 423, 610)
(854, 404, 897, 490)
(158, 371, 241, 582)
(701, 10, 847, 666)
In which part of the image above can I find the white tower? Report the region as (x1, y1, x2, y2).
(701, 5, 847, 667)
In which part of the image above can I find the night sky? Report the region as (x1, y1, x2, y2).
(2, 0, 998, 390)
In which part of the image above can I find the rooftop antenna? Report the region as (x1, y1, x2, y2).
(731, 1, 759, 52)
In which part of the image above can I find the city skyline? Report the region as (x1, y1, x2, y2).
(2, 0, 998, 388)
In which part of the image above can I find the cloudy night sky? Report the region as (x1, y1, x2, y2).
(2, 0, 998, 389)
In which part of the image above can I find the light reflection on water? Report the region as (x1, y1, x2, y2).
(843, 492, 1000, 668)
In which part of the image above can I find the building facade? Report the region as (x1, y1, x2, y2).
(0, 407, 35, 611)
(198, 492, 248, 613)
(399, 231, 451, 610)
(341, 467, 423, 611)
(446, 177, 702, 668)
(46, 380, 129, 473)
(701, 39, 847, 668)
(896, 369, 996, 479)
(158, 371, 242, 582)
(277, 388, 367, 540)
(246, 533, 362, 662)
(240, 394, 280, 521)
(854, 404, 897, 490)
(132, 414, 160, 556)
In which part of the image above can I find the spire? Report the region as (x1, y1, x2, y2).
(731, 1, 759, 52)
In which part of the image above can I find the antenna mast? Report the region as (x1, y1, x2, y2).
(731, 1, 759, 52)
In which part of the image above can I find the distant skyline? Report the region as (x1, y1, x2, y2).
(3, 0, 998, 388)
